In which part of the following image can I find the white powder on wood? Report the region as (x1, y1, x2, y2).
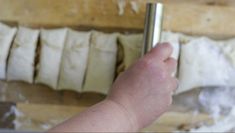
(130, 1, 139, 14)
(190, 108, 235, 132)
(117, 0, 126, 16)
(189, 75, 235, 132)
(199, 87, 235, 118)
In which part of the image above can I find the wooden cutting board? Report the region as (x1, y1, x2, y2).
(13, 103, 212, 132)
(0, 81, 210, 132)
(0, 0, 235, 39)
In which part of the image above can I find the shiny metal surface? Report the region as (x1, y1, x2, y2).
(142, 3, 164, 56)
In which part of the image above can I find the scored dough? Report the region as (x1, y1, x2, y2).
(83, 31, 118, 94)
(7, 27, 39, 83)
(0, 23, 17, 80)
(177, 36, 235, 94)
(58, 29, 91, 92)
(118, 31, 180, 75)
(35, 28, 67, 89)
(118, 34, 143, 69)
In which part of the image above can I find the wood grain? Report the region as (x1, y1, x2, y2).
(15, 103, 212, 132)
(0, 81, 105, 107)
(0, 0, 235, 38)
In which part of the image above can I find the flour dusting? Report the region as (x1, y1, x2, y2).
(190, 107, 235, 132)
(41, 123, 52, 130)
(190, 74, 235, 132)
(117, 0, 126, 16)
(130, 1, 139, 14)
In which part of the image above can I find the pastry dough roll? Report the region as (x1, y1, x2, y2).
(177, 36, 235, 94)
(83, 31, 118, 94)
(118, 34, 143, 69)
(36, 28, 67, 89)
(118, 32, 180, 75)
(7, 27, 39, 83)
(58, 29, 91, 92)
(0, 23, 17, 80)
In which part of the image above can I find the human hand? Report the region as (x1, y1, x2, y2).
(107, 43, 178, 130)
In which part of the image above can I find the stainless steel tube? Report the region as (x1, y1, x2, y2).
(142, 3, 164, 56)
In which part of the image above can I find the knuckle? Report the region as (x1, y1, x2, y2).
(138, 58, 170, 80)
(139, 58, 156, 69)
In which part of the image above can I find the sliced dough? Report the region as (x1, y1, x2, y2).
(7, 27, 39, 83)
(0, 23, 17, 79)
(83, 31, 118, 94)
(118, 34, 143, 69)
(58, 29, 91, 92)
(35, 28, 67, 89)
(177, 36, 235, 94)
(118, 31, 180, 75)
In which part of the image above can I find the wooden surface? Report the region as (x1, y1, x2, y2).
(0, 0, 235, 39)
(0, 81, 209, 132)
(0, 81, 105, 107)
(14, 103, 212, 132)
(0, 102, 15, 129)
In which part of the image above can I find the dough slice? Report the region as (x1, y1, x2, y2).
(118, 31, 180, 75)
(58, 29, 91, 92)
(35, 28, 67, 89)
(0, 23, 17, 79)
(83, 31, 118, 94)
(177, 36, 235, 94)
(7, 27, 39, 83)
(118, 34, 143, 69)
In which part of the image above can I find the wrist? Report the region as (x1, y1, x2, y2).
(104, 98, 140, 131)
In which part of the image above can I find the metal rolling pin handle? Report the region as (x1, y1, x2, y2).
(142, 3, 164, 56)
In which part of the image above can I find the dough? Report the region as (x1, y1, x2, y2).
(0, 23, 17, 80)
(118, 34, 143, 69)
(177, 36, 235, 94)
(58, 29, 91, 92)
(35, 28, 67, 89)
(83, 31, 118, 94)
(118, 31, 180, 75)
(7, 27, 39, 83)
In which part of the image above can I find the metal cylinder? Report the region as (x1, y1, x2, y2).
(142, 3, 164, 56)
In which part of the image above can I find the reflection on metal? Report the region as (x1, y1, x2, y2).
(142, 3, 164, 56)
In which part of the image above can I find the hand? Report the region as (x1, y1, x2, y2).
(107, 43, 178, 129)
